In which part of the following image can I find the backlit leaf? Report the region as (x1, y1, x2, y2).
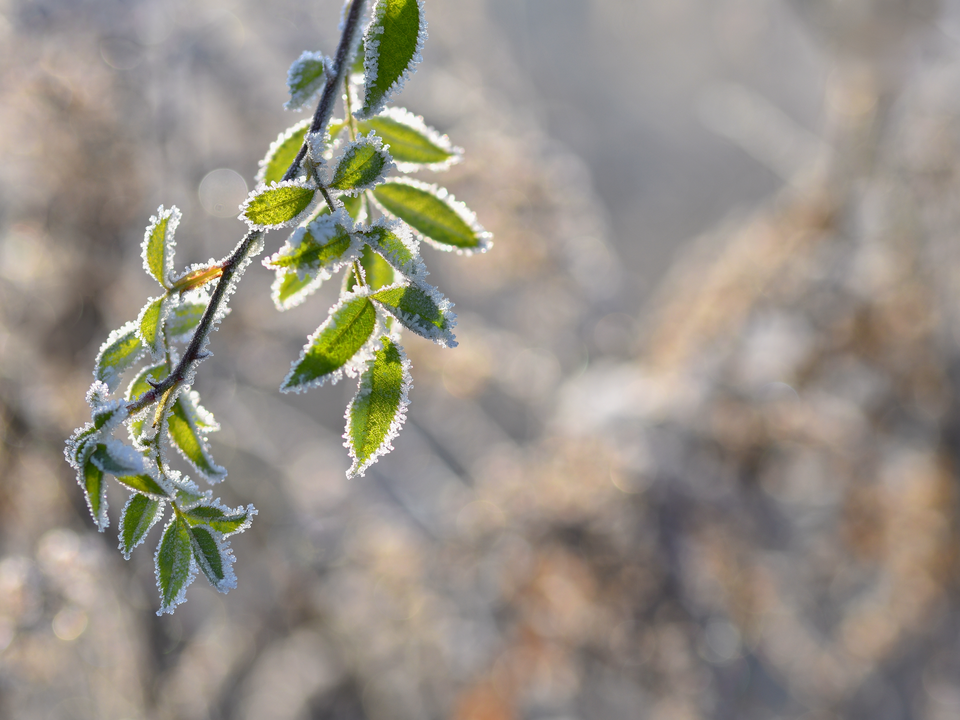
(346, 243, 395, 292)
(373, 179, 491, 254)
(329, 133, 394, 193)
(95, 321, 145, 393)
(258, 120, 311, 185)
(358, 0, 427, 118)
(155, 515, 195, 615)
(281, 293, 380, 392)
(370, 281, 456, 347)
(142, 205, 180, 289)
(119, 494, 164, 559)
(240, 181, 317, 229)
(344, 336, 412, 477)
(165, 300, 207, 342)
(167, 391, 226, 484)
(357, 217, 425, 279)
(137, 295, 170, 359)
(82, 459, 108, 531)
(182, 502, 256, 536)
(359, 107, 460, 170)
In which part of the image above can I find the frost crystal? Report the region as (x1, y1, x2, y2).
(285, 51, 332, 111)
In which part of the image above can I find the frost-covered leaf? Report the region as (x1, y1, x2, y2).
(346, 243, 396, 292)
(310, 192, 363, 222)
(345, 336, 412, 477)
(170, 262, 224, 294)
(240, 181, 317, 230)
(358, 0, 427, 119)
(182, 502, 256, 536)
(66, 392, 129, 470)
(142, 205, 180, 289)
(357, 217, 425, 279)
(125, 364, 167, 444)
(155, 515, 195, 615)
(281, 293, 380, 392)
(82, 459, 108, 531)
(137, 295, 171, 359)
(258, 120, 311, 185)
(266, 209, 363, 311)
(370, 281, 456, 347)
(90, 439, 146, 478)
(95, 321, 145, 393)
(167, 391, 226, 484)
(188, 524, 237, 592)
(358, 107, 460, 170)
(285, 51, 331, 111)
(119, 494, 165, 559)
(373, 179, 491, 254)
(114, 473, 171, 500)
(329, 133, 394, 194)
(165, 300, 207, 343)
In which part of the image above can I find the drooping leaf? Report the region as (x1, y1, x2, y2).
(167, 391, 226, 484)
(357, 217, 425, 279)
(90, 440, 145, 478)
(188, 524, 237, 592)
(137, 295, 170, 359)
(82, 459, 108, 531)
(370, 281, 456, 347)
(258, 120, 311, 185)
(345, 336, 412, 477)
(285, 51, 330, 111)
(329, 133, 394, 194)
(240, 181, 317, 229)
(155, 515, 195, 615)
(359, 107, 460, 170)
(281, 293, 380, 392)
(95, 321, 145, 393)
(66, 393, 129, 470)
(119, 494, 165, 559)
(373, 179, 491, 254)
(142, 205, 180, 289)
(182, 502, 256, 535)
(358, 0, 427, 118)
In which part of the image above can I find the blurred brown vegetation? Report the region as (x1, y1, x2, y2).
(3, 0, 960, 718)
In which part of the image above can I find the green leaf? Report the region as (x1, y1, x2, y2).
(182, 503, 255, 535)
(241, 181, 317, 229)
(329, 134, 393, 193)
(282, 293, 379, 391)
(351, 40, 366, 74)
(359, 108, 460, 169)
(358, 0, 426, 118)
(357, 218, 425, 279)
(285, 51, 329, 111)
(373, 179, 491, 254)
(95, 321, 145, 393)
(90, 441, 145, 478)
(165, 301, 207, 342)
(155, 516, 195, 615)
(82, 459, 108, 531)
(142, 205, 180, 289)
(345, 337, 412, 477)
(370, 282, 456, 347)
(258, 120, 311, 185)
(272, 271, 323, 311)
(359, 243, 396, 290)
(188, 524, 229, 587)
(119, 494, 164, 559)
(305, 191, 363, 223)
(115, 473, 171, 499)
(167, 391, 226, 484)
(126, 364, 167, 403)
(137, 295, 169, 358)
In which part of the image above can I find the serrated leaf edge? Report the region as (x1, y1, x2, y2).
(118, 494, 166, 560)
(327, 131, 396, 195)
(142, 205, 180, 289)
(94, 320, 146, 392)
(357, 0, 428, 119)
(284, 51, 333, 111)
(370, 279, 457, 347)
(368, 106, 462, 172)
(239, 180, 319, 230)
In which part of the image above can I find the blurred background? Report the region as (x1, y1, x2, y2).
(3, 0, 960, 717)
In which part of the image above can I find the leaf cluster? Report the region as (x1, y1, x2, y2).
(64, 0, 489, 614)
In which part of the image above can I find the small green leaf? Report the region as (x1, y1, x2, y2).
(182, 503, 255, 535)
(167, 391, 226, 484)
(241, 181, 317, 229)
(137, 295, 169, 358)
(115, 473, 171, 499)
(357, 219, 425, 279)
(264, 213, 357, 275)
(188, 524, 228, 587)
(345, 337, 412, 477)
(95, 321, 145, 393)
(345, 243, 395, 294)
(155, 516, 195, 615)
(165, 301, 207, 342)
(359, 108, 460, 169)
(285, 51, 329, 111)
(329, 134, 394, 193)
(358, 0, 426, 118)
(370, 282, 456, 347)
(142, 205, 180, 289)
(373, 179, 491, 254)
(82, 459, 108, 531)
(282, 293, 379, 391)
(90, 441, 145, 478)
(175, 485, 207, 506)
(272, 271, 322, 311)
(119, 494, 164, 559)
(258, 120, 311, 185)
